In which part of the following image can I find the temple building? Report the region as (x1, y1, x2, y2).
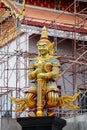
(0, 0, 87, 130)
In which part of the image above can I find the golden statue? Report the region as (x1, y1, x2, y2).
(10, 26, 80, 117)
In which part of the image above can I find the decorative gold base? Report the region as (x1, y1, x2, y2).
(36, 110, 43, 116)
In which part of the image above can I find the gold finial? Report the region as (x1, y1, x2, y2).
(41, 26, 48, 39)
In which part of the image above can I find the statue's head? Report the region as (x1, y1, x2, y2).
(37, 26, 54, 56)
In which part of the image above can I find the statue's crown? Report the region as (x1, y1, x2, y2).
(41, 26, 48, 39)
(37, 26, 51, 46)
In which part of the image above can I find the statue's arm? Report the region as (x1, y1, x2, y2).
(49, 65, 60, 79)
(44, 63, 60, 79)
(28, 68, 36, 80)
(28, 61, 36, 80)
(28, 61, 42, 80)
(37, 60, 60, 80)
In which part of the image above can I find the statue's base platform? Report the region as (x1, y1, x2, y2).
(17, 116, 66, 130)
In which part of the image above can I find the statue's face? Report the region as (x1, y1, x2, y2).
(38, 42, 49, 56)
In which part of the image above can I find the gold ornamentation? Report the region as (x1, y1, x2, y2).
(57, 92, 80, 109)
(10, 26, 80, 116)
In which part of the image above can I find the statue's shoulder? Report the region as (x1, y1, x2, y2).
(49, 55, 60, 62)
(28, 57, 39, 67)
(49, 56, 60, 67)
(29, 56, 60, 65)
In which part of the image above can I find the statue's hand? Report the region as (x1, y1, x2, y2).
(37, 72, 52, 79)
(37, 73, 45, 79)
(35, 68, 42, 75)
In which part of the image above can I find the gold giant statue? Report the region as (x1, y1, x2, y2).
(10, 26, 80, 117)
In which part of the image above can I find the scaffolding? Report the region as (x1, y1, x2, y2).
(0, 0, 87, 123)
